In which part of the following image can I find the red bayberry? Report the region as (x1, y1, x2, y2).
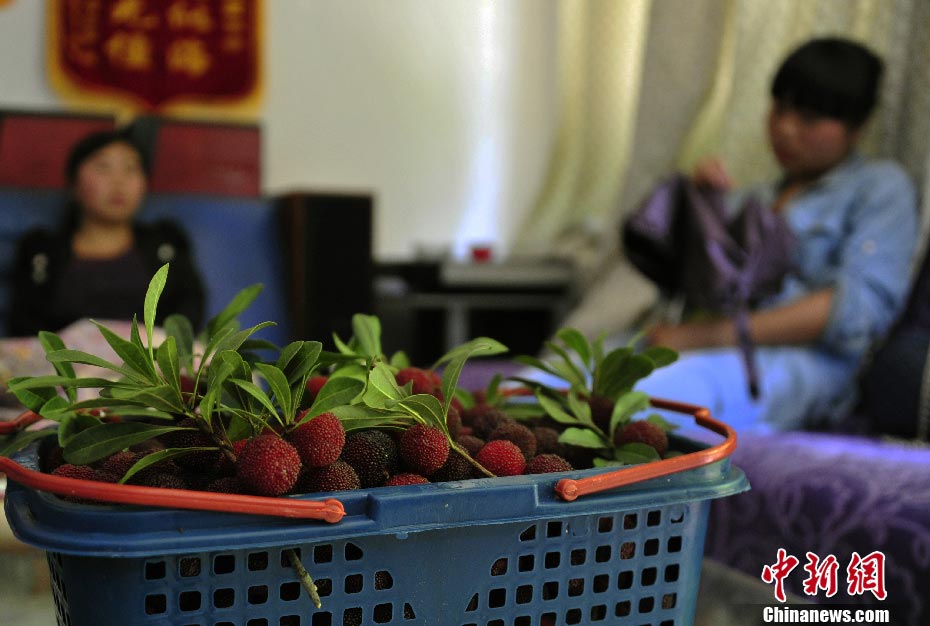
(236, 435, 302, 496)
(399, 424, 449, 475)
(475, 440, 526, 476)
(288, 412, 345, 468)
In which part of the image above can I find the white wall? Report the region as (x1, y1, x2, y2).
(0, 1, 558, 261)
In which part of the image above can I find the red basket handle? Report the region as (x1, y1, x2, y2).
(554, 397, 737, 501)
(0, 412, 345, 522)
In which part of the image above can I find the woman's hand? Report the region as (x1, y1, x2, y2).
(692, 156, 732, 191)
(647, 319, 735, 352)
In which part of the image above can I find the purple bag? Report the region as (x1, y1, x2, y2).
(622, 174, 797, 397)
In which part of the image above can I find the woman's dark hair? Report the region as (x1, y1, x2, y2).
(64, 126, 151, 185)
(771, 37, 883, 128)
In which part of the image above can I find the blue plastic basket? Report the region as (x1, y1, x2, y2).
(4, 403, 748, 626)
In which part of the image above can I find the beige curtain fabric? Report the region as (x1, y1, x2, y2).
(512, 0, 651, 274)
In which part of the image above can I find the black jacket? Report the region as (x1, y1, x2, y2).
(8, 220, 205, 337)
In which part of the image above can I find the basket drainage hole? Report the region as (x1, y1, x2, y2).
(668, 535, 683, 552)
(595, 546, 611, 562)
(403, 603, 416, 620)
(144, 594, 166, 615)
(546, 521, 562, 538)
(491, 558, 508, 576)
(343, 607, 362, 625)
(216, 622, 235, 626)
(665, 564, 680, 582)
(644, 538, 660, 556)
(179, 590, 202, 612)
(618, 570, 634, 590)
(639, 596, 656, 613)
(375, 570, 394, 589)
(568, 578, 584, 596)
(488, 588, 506, 608)
(465, 594, 479, 612)
(593, 574, 609, 593)
(516, 584, 533, 604)
(281, 615, 301, 626)
(248, 552, 269, 571)
(615, 600, 632, 617)
(311, 613, 332, 626)
(570, 549, 586, 566)
(247, 620, 269, 626)
(345, 542, 364, 561)
(316, 579, 333, 597)
(591, 604, 608, 621)
(214, 554, 236, 574)
(663, 593, 677, 609)
(179, 557, 201, 577)
(518, 554, 535, 572)
(373, 603, 392, 623)
(519, 525, 536, 542)
(144, 561, 166, 580)
(544, 552, 560, 568)
(314, 544, 333, 563)
(214, 588, 235, 608)
(598, 516, 614, 533)
(280, 581, 301, 601)
(344, 573, 363, 594)
(620, 541, 636, 559)
(514, 617, 532, 626)
(249, 586, 269, 604)
(542, 581, 559, 600)
(642, 567, 658, 586)
(623, 513, 637, 529)
(565, 608, 582, 624)
(647, 510, 662, 526)
(541, 612, 557, 625)
(660, 621, 675, 626)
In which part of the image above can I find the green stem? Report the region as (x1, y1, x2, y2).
(451, 442, 495, 478)
(286, 548, 322, 609)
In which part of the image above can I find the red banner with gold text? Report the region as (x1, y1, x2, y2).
(47, 0, 261, 113)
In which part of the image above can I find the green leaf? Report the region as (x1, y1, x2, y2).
(438, 337, 508, 415)
(614, 442, 661, 464)
(566, 390, 594, 426)
(646, 413, 679, 431)
(497, 402, 546, 420)
(640, 346, 678, 368)
(89, 320, 158, 383)
(45, 349, 145, 383)
(206, 283, 263, 340)
(389, 351, 410, 369)
(352, 314, 382, 358)
(592, 457, 624, 468)
(213, 322, 277, 358)
(255, 363, 293, 422)
(330, 404, 413, 431)
(38, 331, 76, 402)
(156, 336, 182, 396)
(120, 447, 217, 484)
(63, 422, 188, 465)
(210, 350, 254, 414)
(37, 396, 71, 422)
(535, 391, 581, 426)
(544, 341, 588, 389)
(0, 428, 57, 458)
(595, 349, 655, 399)
(398, 394, 446, 431)
(58, 411, 104, 447)
(332, 333, 354, 356)
(555, 328, 593, 371)
(228, 379, 280, 423)
(144, 263, 170, 362)
(608, 391, 651, 439)
(277, 341, 322, 386)
(303, 377, 365, 422)
(108, 385, 186, 413)
(164, 314, 195, 374)
(364, 362, 404, 408)
(433, 336, 508, 369)
(7, 378, 59, 413)
(8, 375, 122, 391)
(512, 355, 566, 384)
(558, 427, 610, 449)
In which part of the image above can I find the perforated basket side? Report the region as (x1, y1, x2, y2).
(42, 499, 709, 626)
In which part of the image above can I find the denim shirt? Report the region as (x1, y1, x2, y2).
(737, 153, 918, 363)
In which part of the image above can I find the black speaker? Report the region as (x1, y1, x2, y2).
(277, 192, 374, 346)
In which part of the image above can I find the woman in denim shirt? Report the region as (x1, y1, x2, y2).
(640, 38, 918, 432)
